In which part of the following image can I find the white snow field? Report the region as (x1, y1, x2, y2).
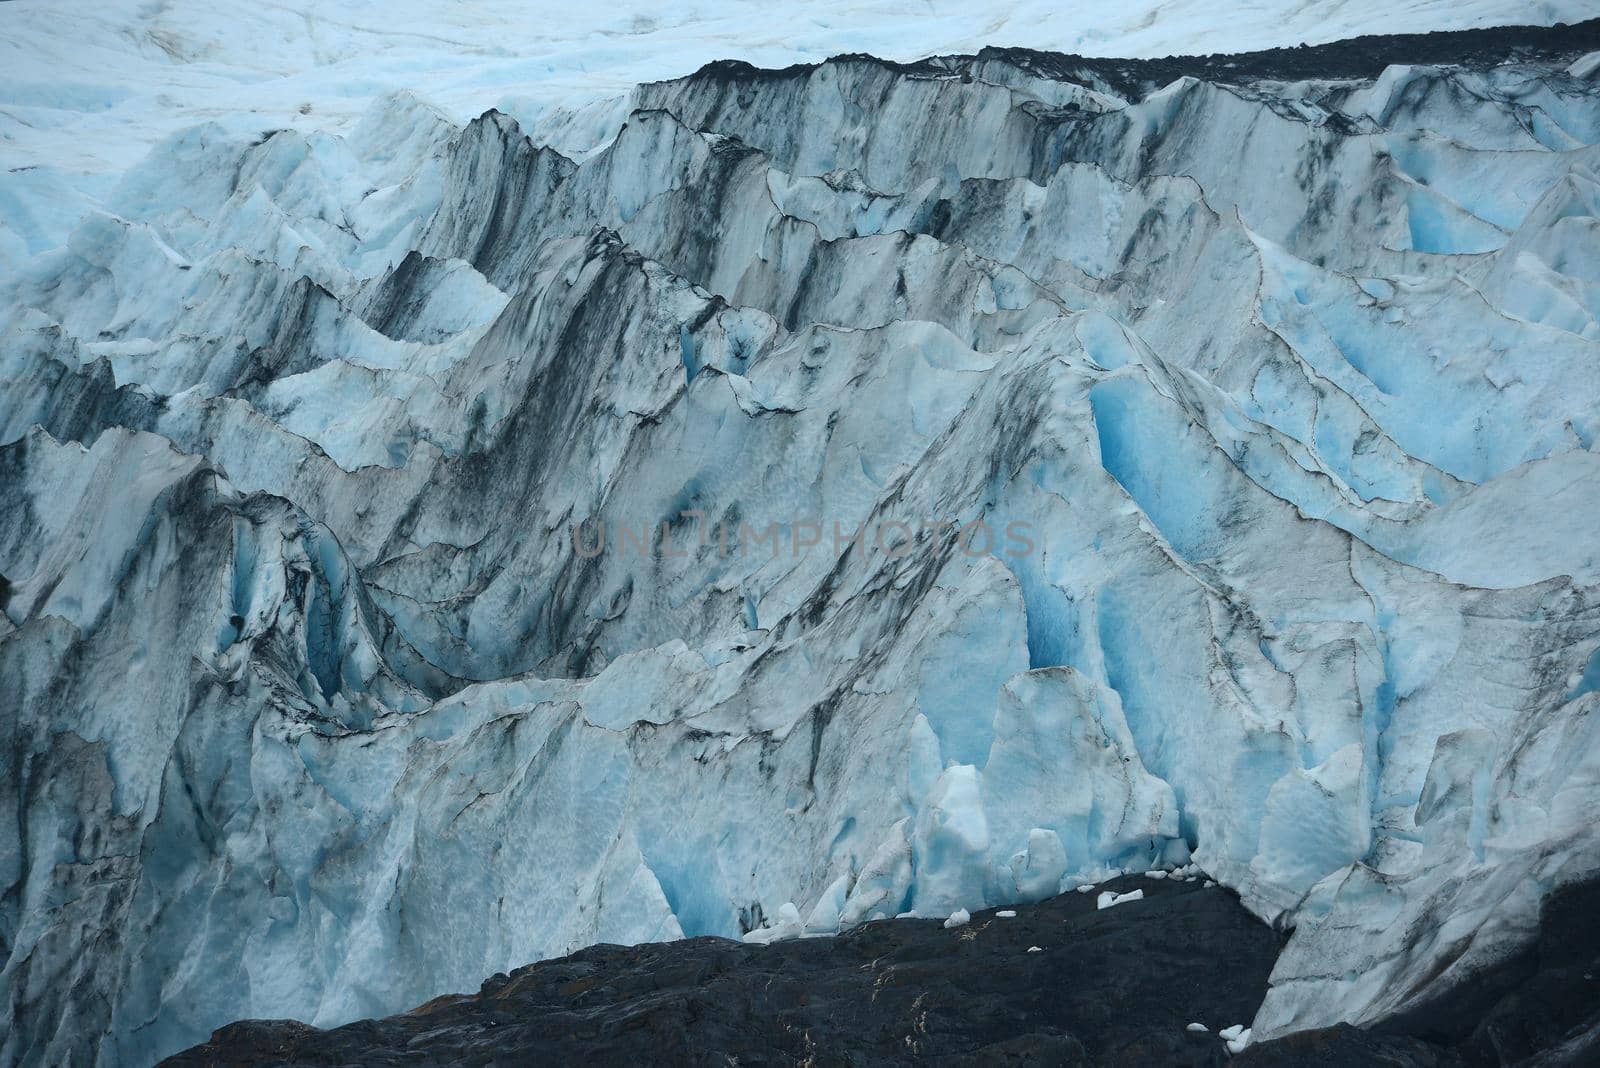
(1, 2, 1599, 1065)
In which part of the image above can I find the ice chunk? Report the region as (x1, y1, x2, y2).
(743, 902, 805, 945)
(1009, 828, 1069, 903)
(803, 875, 851, 934)
(910, 766, 991, 916)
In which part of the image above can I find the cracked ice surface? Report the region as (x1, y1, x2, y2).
(1, 0, 1593, 264)
(2, 12, 1600, 1067)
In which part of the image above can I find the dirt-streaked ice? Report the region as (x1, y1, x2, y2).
(1, 12, 1599, 1068)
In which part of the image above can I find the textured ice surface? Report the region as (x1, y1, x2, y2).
(2, 11, 1600, 1068)
(1, 0, 1591, 266)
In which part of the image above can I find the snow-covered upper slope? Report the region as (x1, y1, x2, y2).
(0, 0, 1587, 264)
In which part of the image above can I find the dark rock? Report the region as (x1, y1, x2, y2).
(1236, 1024, 1455, 1066)
(674, 19, 1600, 101)
(969, 18, 1600, 98)
(164, 874, 1600, 1066)
(162, 875, 1281, 1066)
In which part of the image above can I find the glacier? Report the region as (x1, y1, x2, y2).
(3, 12, 1600, 1067)
(6, 0, 1599, 270)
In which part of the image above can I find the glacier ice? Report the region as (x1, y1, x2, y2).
(2, 16, 1600, 1067)
(7, 0, 1594, 264)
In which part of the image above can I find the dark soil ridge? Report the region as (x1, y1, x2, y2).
(160, 875, 1600, 1066)
(164, 874, 1280, 1066)
(677, 18, 1600, 98)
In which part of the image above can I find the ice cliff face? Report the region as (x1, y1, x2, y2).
(3, 22, 1600, 1067)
